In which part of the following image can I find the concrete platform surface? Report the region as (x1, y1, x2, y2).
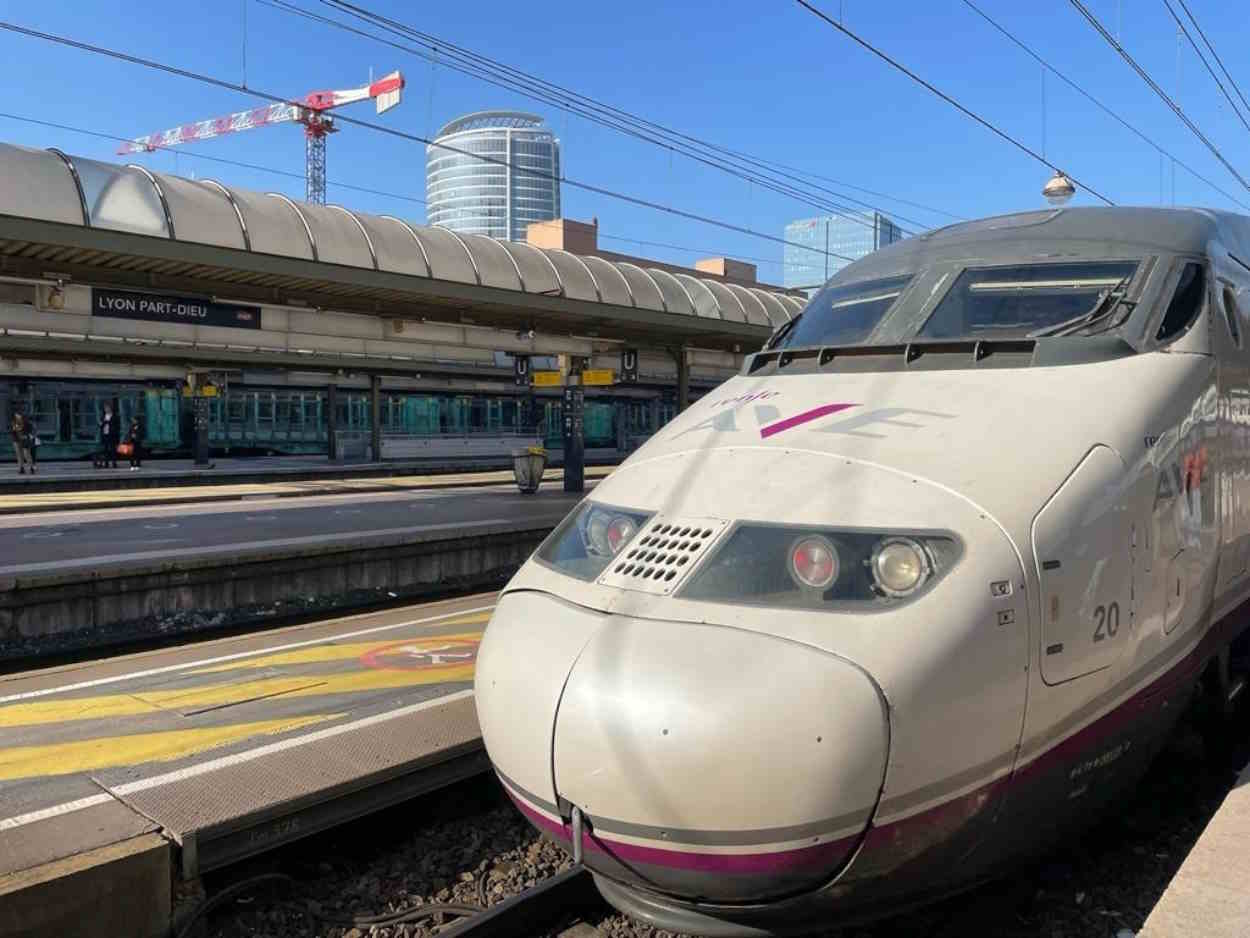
(1140, 761, 1250, 938)
(0, 463, 611, 514)
(0, 593, 496, 883)
(0, 482, 582, 577)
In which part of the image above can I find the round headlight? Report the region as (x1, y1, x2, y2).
(605, 515, 638, 555)
(870, 537, 931, 597)
(585, 511, 611, 555)
(789, 535, 839, 591)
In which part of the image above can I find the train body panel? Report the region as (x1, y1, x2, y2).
(478, 206, 1250, 934)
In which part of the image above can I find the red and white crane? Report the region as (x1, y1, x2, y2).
(118, 71, 405, 204)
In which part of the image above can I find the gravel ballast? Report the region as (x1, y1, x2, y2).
(204, 717, 1248, 938)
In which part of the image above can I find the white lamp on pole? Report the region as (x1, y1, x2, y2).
(1043, 171, 1076, 206)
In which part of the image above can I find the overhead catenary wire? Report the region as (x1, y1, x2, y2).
(1173, 0, 1250, 121)
(256, 0, 942, 235)
(793, 0, 1117, 206)
(0, 110, 427, 206)
(0, 110, 787, 269)
(0, 19, 857, 267)
(1067, 0, 1250, 195)
(311, 0, 951, 229)
(960, 0, 1250, 213)
(1160, 0, 1250, 136)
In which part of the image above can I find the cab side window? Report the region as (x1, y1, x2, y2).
(1222, 282, 1242, 347)
(1156, 263, 1206, 343)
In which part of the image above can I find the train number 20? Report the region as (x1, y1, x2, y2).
(1093, 602, 1120, 642)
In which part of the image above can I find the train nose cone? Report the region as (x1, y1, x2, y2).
(548, 616, 888, 903)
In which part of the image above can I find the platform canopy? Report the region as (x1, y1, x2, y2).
(0, 143, 802, 352)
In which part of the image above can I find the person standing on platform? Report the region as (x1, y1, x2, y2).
(98, 404, 119, 470)
(10, 409, 33, 474)
(125, 417, 144, 471)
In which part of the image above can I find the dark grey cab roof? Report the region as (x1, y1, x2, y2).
(841, 206, 1250, 281)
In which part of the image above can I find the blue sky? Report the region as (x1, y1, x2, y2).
(3, 1, 1250, 282)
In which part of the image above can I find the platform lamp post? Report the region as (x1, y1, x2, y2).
(183, 371, 214, 468)
(561, 355, 586, 494)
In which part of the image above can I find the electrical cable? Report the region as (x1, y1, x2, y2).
(0, 109, 786, 270)
(794, 0, 1117, 206)
(0, 110, 427, 205)
(0, 19, 854, 266)
(313, 0, 942, 230)
(1160, 0, 1250, 136)
(1173, 0, 1250, 120)
(960, 0, 1250, 212)
(174, 873, 296, 938)
(1067, 0, 1250, 194)
(256, 0, 941, 234)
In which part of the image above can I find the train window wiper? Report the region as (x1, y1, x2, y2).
(766, 311, 804, 349)
(1028, 276, 1135, 338)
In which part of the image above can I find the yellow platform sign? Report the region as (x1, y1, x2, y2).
(532, 370, 563, 387)
(581, 369, 614, 386)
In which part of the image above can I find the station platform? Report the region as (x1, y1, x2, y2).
(0, 462, 612, 514)
(0, 594, 495, 938)
(0, 480, 581, 660)
(1140, 759, 1250, 938)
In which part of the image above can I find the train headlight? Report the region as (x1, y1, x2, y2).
(681, 525, 959, 609)
(870, 537, 932, 597)
(606, 515, 639, 555)
(789, 535, 839, 591)
(535, 500, 651, 581)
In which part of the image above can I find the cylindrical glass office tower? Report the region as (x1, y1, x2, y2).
(426, 111, 561, 241)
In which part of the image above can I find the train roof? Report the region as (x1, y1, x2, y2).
(846, 206, 1250, 280)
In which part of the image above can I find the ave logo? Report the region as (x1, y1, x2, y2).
(676, 395, 954, 439)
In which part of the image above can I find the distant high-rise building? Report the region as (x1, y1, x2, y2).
(783, 211, 904, 292)
(426, 111, 561, 241)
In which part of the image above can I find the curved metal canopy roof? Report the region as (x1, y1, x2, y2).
(0, 143, 800, 343)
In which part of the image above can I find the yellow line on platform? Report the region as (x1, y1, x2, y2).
(0, 713, 333, 780)
(0, 652, 477, 728)
(191, 626, 486, 672)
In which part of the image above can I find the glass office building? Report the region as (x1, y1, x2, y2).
(426, 111, 561, 241)
(783, 211, 904, 292)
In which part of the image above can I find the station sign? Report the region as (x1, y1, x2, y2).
(92, 288, 261, 330)
(513, 354, 530, 386)
(581, 369, 615, 386)
(620, 348, 639, 383)
(532, 370, 563, 387)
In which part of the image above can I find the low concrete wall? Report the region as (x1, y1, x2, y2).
(0, 833, 171, 938)
(0, 523, 551, 660)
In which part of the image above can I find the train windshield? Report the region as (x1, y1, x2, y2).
(918, 260, 1140, 340)
(774, 275, 913, 348)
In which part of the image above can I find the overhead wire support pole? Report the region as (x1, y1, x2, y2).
(793, 0, 1116, 206)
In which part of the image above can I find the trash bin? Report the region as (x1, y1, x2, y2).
(512, 445, 547, 494)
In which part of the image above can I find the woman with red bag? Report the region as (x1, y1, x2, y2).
(123, 418, 143, 471)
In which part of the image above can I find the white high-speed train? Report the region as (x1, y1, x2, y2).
(475, 207, 1250, 935)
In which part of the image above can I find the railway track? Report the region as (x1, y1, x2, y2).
(194, 706, 1249, 938)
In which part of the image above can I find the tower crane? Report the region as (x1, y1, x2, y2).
(118, 71, 404, 204)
